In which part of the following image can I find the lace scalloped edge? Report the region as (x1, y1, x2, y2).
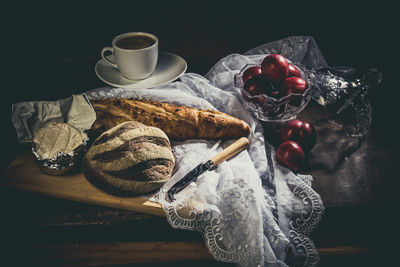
(290, 175, 325, 235)
(163, 204, 255, 264)
(158, 173, 324, 266)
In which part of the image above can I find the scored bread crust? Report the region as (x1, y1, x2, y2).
(83, 121, 175, 195)
(90, 98, 251, 140)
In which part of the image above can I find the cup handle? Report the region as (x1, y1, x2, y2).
(101, 47, 118, 68)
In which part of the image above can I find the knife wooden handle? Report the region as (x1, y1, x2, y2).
(210, 137, 250, 166)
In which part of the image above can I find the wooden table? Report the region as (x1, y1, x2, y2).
(1, 2, 397, 266)
(1, 126, 397, 266)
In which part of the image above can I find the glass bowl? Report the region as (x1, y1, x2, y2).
(234, 63, 312, 122)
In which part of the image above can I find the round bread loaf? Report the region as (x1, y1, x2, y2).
(83, 121, 175, 195)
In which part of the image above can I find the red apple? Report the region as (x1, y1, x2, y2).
(275, 141, 305, 171)
(242, 75, 268, 104)
(261, 54, 289, 83)
(243, 75, 278, 96)
(280, 119, 316, 152)
(288, 64, 301, 77)
(280, 77, 307, 95)
(242, 66, 262, 83)
(243, 75, 268, 96)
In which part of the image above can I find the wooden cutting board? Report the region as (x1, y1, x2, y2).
(1, 151, 165, 216)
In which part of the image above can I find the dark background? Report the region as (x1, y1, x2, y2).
(1, 1, 398, 266)
(1, 1, 397, 167)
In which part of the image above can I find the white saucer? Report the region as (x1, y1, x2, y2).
(95, 52, 187, 89)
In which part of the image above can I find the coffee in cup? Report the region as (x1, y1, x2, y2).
(101, 32, 158, 80)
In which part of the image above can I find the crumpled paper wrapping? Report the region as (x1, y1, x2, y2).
(11, 94, 96, 143)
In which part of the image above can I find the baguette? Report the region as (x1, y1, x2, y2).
(90, 98, 251, 140)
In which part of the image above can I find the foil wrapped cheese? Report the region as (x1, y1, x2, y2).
(32, 122, 88, 175)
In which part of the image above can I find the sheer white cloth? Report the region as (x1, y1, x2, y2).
(85, 38, 324, 266)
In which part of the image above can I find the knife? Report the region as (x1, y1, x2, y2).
(167, 137, 250, 201)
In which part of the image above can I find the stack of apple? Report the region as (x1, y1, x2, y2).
(275, 119, 316, 172)
(241, 54, 308, 111)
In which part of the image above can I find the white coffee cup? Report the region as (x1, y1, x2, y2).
(101, 32, 158, 80)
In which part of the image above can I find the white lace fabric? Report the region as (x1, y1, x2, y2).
(85, 40, 324, 266)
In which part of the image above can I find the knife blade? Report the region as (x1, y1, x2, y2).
(167, 137, 249, 201)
